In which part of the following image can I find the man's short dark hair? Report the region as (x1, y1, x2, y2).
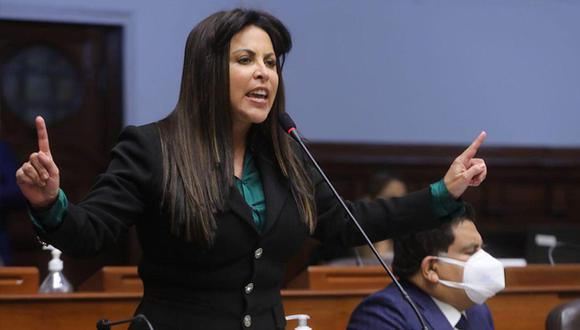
(392, 204, 476, 279)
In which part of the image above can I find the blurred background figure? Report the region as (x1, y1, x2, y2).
(0, 139, 25, 266)
(309, 171, 408, 266)
(354, 171, 408, 265)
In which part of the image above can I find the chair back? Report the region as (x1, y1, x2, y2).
(546, 299, 580, 330)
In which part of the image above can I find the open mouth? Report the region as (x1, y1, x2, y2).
(246, 88, 269, 101)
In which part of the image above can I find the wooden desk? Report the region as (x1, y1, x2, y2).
(0, 292, 140, 330)
(1, 265, 579, 329)
(0, 267, 39, 294)
(1, 289, 579, 330)
(287, 264, 580, 329)
(288, 264, 580, 290)
(0, 291, 364, 330)
(285, 288, 580, 330)
(78, 266, 142, 293)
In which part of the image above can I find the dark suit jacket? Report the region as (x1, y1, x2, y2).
(38, 124, 445, 330)
(348, 281, 495, 330)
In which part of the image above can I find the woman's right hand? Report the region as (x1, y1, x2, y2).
(15, 116, 60, 209)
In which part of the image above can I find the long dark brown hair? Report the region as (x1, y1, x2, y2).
(157, 9, 316, 248)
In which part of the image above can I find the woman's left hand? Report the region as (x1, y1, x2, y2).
(443, 131, 487, 199)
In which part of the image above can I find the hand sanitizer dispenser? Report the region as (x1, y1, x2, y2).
(286, 314, 312, 330)
(38, 245, 73, 293)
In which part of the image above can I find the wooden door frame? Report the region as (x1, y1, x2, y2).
(0, 3, 136, 126)
(0, 11, 136, 283)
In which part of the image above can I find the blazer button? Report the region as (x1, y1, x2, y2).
(254, 248, 263, 259)
(245, 282, 254, 294)
(243, 314, 252, 328)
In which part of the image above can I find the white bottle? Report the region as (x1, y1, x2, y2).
(286, 314, 312, 330)
(38, 245, 73, 293)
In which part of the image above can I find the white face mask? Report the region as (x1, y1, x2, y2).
(435, 249, 505, 304)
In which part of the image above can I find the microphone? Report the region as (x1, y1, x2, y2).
(279, 112, 429, 330)
(96, 314, 154, 330)
(535, 234, 580, 265)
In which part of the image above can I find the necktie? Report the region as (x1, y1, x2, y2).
(455, 314, 471, 330)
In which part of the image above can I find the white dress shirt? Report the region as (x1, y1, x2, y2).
(431, 296, 466, 329)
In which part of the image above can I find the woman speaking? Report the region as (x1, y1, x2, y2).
(16, 8, 487, 330)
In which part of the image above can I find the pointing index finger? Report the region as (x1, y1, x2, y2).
(460, 131, 486, 160)
(35, 116, 51, 155)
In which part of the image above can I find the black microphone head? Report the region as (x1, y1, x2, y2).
(278, 112, 296, 133)
(96, 319, 111, 330)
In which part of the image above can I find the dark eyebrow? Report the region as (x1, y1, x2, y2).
(232, 48, 255, 56)
(231, 48, 276, 58)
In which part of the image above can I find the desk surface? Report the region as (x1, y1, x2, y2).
(288, 264, 580, 290)
(1, 265, 579, 330)
(2, 288, 579, 330)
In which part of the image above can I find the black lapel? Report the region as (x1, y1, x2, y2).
(253, 145, 290, 235)
(227, 185, 258, 232)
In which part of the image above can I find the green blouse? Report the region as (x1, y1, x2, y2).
(234, 152, 267, 233)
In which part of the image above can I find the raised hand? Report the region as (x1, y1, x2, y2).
(15, 116, 61, 209)
(443, 131, 487, 199)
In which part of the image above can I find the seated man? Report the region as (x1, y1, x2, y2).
(348, 205, 504, 329)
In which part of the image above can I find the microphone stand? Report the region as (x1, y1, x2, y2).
(279, 113, 429, 330)
(96, 314, 154, 330)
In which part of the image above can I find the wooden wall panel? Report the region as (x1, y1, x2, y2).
(308, 142, 580, 258)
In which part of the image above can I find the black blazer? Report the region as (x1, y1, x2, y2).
(39, 124, 445, 330)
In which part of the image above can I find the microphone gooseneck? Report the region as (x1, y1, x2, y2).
(535, 233, 580, 265)
(279, 112, 429, 330)
(96, 314, 154, 330)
